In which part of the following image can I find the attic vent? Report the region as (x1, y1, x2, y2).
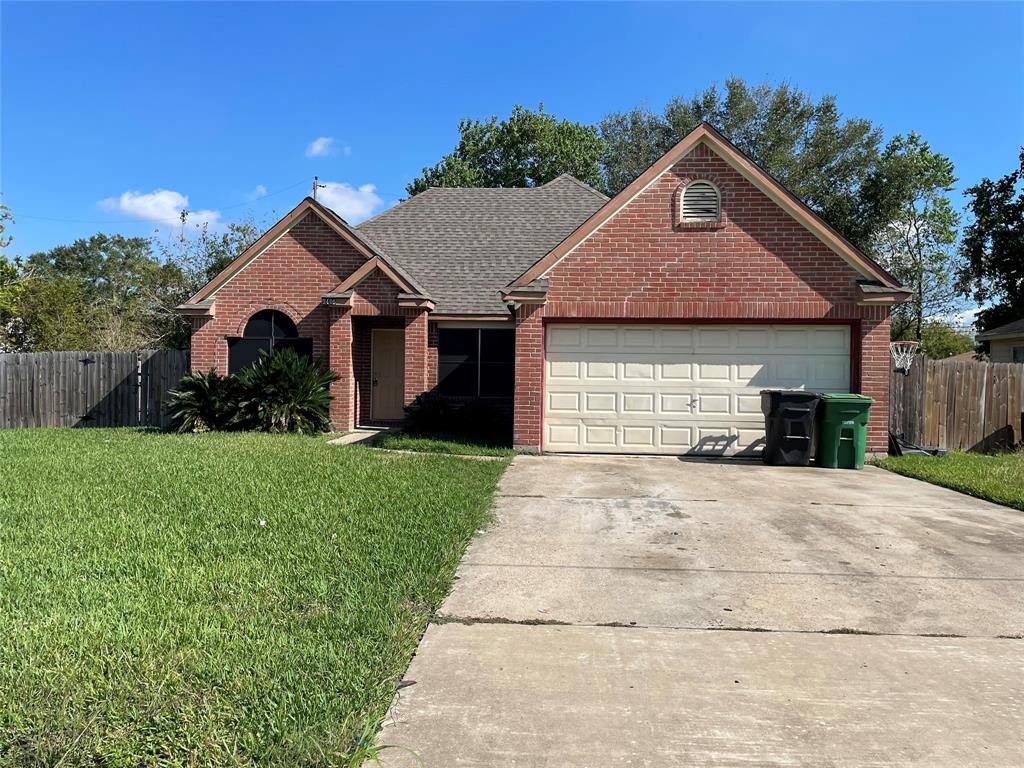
(681, 181, 720, 222)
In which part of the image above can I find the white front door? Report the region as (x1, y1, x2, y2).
(543, 324, 850, 455)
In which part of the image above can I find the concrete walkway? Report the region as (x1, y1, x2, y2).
(377, 456, 1024, 767)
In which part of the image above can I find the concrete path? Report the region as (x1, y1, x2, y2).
(377, 456, 1024, 767)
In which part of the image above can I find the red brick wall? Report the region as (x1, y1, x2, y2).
(404, 311, 429, 406)
(513, 143, 892, 453)
(190, 212, 365, 373)
(188, 210, 433, 431)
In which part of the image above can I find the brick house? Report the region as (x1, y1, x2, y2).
(177, 123, 908, 455)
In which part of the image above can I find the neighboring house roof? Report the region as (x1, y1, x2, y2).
(355, 174, 607, 314)
(977, 318, 1024, 340)
(507, 122, 909, 296)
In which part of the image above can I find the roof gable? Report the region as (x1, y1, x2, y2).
(182, 197, 426, 306)
(509, 123, 905, 293)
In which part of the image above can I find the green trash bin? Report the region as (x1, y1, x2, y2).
(816, 394, 874, 469)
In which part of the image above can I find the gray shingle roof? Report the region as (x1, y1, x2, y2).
(977, 317, 1024, 340)
(354, 175, 607, 314)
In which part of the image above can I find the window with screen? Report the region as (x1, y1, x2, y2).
(437, 328, 514, 397)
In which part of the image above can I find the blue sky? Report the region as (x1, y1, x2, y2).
(2, 1, 1022, 258)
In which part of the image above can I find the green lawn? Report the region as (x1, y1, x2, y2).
(875, 450, 1024, 511)
(0, 429, 508, 766)
(372, 431, 515, 457)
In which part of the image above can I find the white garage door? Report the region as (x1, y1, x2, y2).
(544, 324, 850, 455)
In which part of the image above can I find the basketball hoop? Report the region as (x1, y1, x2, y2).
(890, 341, 919, 375)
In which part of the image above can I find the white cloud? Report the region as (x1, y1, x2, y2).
(98, 189, 222, 230)
(316, 182, 382, 223)
(305, 136, 336, 158)
(934, 307, 981, 331)
(343, 145, 352, 156)
(248, 184, 268, 200)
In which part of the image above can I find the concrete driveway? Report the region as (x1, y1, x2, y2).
(377, 456, 1024, 767)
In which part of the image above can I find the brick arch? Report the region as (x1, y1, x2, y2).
(232, 302, 304, 336)
(672, 172, 730, 230)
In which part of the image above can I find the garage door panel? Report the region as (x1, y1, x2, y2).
(697, 328, 732, 348)
(623, 361, 655, 380)
(584, 392, 617, 413)
(585, 360, 617, 379)
(544, 324, 850, 455)
(548, 359, 580, 379)
(547, 391, 581, 413)
(661, 361, 693, 380)
(660, 328, 694, 349)
(622, 328, 656, 348)
(585, 327, 618, 347)
(584, 424, 616, 447)
(547, 326, 582, 350)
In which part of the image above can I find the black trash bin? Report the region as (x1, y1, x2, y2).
(760, 390, 821, 466)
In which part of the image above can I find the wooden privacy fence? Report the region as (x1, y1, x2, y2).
(890, 357, 1024, 452)
(0, 349, 189, 430)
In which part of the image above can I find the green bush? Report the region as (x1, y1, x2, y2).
(404, 392, 512, 443)
(233, 347, 339, 434)
(166, 369, 240, 433)
(168, 349, 338, 434)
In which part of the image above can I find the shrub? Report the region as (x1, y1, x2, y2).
(232, 348, 339, 434)
(167, 349, 339, 435)
(403, 392, 456, 434)
(403, 393, 512, 444)
(166, 369, 240, 433)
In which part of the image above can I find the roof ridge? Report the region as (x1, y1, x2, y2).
(352, 188, 438, 229)
(542, 173, 611, 202)
(315, 200, 430, 297)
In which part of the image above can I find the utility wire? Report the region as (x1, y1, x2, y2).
(13, 178, 310, 225)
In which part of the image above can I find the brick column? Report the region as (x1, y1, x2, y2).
(512, 303, 545, 453)
(403, 309, 429, 406)
(859, 308, 892, 455)
(328, 307, 354, 431)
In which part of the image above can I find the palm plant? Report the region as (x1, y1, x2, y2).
(232, 347, 338, 434)
(166, 369, 239, 433)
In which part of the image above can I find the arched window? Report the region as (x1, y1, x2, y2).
(244, 310, 298, 342)
(680, 181, 720, 222)
(228, 309, 312, 373)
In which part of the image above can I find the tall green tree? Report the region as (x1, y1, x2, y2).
(25, 233, 181, 350)
(406, 105, 605, 195)
(871, 134, 962, 341)
(154, 213, 265, 348)
(8, 275, 95, 351)
(599, 79, 897, 251)
(957, 149, 1024, 332)
(0, 202, 24, 351)
(916, 320, 975, 360)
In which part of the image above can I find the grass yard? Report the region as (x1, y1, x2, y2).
(875, 450, 1024, 511)
(0, 429, 508, 766)
(371, 431, 515, 457)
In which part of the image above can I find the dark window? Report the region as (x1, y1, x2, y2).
(228, 309, 311, 373)
(480, 329, 515, 396)
(244, 309, 297, 340)
(437, 327, 514, 397)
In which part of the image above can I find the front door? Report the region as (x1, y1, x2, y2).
(371, 329, 405, 420)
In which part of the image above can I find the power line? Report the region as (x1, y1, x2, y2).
(13, 178, 310, 225)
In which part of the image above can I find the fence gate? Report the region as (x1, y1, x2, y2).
(0, 349, 189, 429)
